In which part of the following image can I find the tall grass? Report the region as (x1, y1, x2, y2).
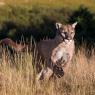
(0, 46, 95, 95)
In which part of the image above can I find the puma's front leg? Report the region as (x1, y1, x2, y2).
(62, 61, 71, 73)
(36, 67, 53, 81)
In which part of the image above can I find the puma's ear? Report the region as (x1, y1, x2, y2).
(56, 22, 62, 29)
(72, 22, 78, 28)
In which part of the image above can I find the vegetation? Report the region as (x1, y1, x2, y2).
(0, 46, 95, 95)
(0, 0, 95, 47)
(0, 4, 72, 40)
(0, 0, 95, 95)
(2, 0, 95, 11)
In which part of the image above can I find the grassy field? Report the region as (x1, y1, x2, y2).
(0, 0, 95, 11)
(0, 46, 95, 95)
(0, 0, 95, 95)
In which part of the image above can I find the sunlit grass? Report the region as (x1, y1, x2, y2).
(0, 46, 95, 95)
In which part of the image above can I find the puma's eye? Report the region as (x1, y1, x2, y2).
(59, 27, 62, 29)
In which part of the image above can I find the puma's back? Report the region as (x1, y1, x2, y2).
(37, 36, 63, 60)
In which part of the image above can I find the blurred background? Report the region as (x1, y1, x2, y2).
(0, 0, 95, 50)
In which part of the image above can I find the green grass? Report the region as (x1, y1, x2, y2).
(0, 0, 95, 29)
(0, 0, 94, 12)
(0, 0, 95, 25)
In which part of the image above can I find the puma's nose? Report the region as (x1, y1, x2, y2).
(64, 32, 68, 36)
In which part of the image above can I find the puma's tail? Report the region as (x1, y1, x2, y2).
(0, 38, 26, 52)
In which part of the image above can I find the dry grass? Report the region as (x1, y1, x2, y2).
(0, 46, 95, 95)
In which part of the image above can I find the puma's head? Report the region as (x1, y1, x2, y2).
(56, 22, 77, 40)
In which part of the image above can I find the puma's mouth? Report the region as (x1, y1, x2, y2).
(64, 39, 72, 44)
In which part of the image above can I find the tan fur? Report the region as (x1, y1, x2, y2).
(37, 22, 77, 80)
(0, 38, 27, 52)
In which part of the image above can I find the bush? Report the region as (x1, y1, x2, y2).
(69, 6, 95, 47)
(0, 5, 95, 49)
(0, 6, 72, 41)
